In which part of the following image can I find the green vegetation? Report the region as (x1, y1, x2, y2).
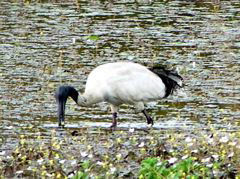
(71, 160, 90, 179)
(1, 125, 239, 178)
(87, 35, 101, 41)
(139, 157, 213, 178)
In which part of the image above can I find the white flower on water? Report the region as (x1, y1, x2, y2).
(71, 160, 77, 166)
(27, 166, 32, 170)
(182, 155, 188, 160)
(185, 137, 192, 143)
(208, 138, 214, 144)
(213, 170, 219, 176)
(68, 173, 74, 178)
(207, 163, 213, 168)
(88, 153, 93, 158)
(37, 158, 44, 165)
(229, 142, 237, 146)
(212, 154, 219, 160)
(59, 159, 65, 164)
(46, 173, 53, 177)
(219, 136, 229, 143)
(96, 161, 103, 166)
(192, 61, 196, 68)
(80, 151, 88, 157)
(72, 38, 76, 44)
(110, 167, 117, 174)
(138, 142, 145, 148)
(156, 162, 162, 166)
(6, 156, 13, 159)
(228, 152, 234, 158)
(168, 157, 178, 164)
(6, 126, 13, 130)
(0, 151, 6, 155)
(192, 149, 198, 153)
(201, 157, 210, 163)
(116, 153, 122, 160)
(129, 128, 135, 133)
(16, 170, 23, 174)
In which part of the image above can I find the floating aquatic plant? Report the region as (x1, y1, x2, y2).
(1, 126, 239, 178)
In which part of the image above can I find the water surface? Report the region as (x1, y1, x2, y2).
(0, 0, 239, 134)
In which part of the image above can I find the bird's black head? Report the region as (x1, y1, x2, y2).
(55, 86, 79, 127)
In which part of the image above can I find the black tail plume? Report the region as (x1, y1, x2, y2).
(149, 66, 183, 98)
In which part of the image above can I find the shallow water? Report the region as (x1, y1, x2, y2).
(0, 0, 239, 136)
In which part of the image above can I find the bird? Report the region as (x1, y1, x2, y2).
(55, 61, 183, 128)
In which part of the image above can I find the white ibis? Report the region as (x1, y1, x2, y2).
(55, 62, 183, 128)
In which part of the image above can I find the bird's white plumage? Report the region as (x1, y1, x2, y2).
(56, 61, 183, 128)
(81, 62, 166, 106)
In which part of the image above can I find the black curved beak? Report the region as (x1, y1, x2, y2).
(55, 86, 79, 128)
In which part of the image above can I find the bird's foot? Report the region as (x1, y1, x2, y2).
(142, 109, 154, 127)
(58, 121, 65, 128)
(147, 117, 154, 127)
(110, 122, 117, 130)
(146, 118, 154, 130)
(110, 112, 117, 130)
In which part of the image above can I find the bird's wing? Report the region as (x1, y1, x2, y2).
(86, 62, 165, 103)
(84, 62, 166, 104)
(107, 70, 166, 103)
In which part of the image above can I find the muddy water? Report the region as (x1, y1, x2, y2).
(0, 0, 239, 135)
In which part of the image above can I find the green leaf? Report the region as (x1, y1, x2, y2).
(87, 35, 100, 41)
(72, 171, 89, 179)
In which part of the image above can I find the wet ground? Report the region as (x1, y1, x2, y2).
(0, 0, 240, 176)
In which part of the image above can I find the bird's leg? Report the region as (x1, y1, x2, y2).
(142, 109, 153, 125)
(134, 102, 153, 126)
(110, 105, 119, 129)
(110, 112, 117, 129)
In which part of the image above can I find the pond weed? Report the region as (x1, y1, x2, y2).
(0, 125, 239, 178)
(138, 157, 210, 178)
